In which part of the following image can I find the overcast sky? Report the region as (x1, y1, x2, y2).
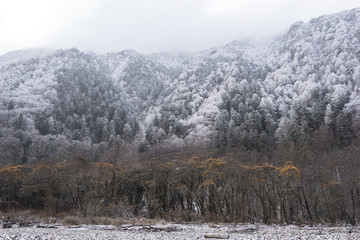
(0, 0, 359, 55)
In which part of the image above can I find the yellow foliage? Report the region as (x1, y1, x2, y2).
(322, 181, 341, 188)
(237, 162, 250, 170)
(200, 179, 215, 187)
(0, 165, 24, 182)
(199, 158, 226, 187)
(155, 161, 174, 171)
(279, 161, 300, 178)
(188, 157, 200, 164)
(249, 161, 301, 186)
(201, 158, 226, 177)
(31, 165, 51, 176)
(216, 171, 223, 180)
(251, 164, 279, 172)
(96, 162, 115, 168)
(56, 161, 73, 171)
(0, 165, 24, 173)
(145, 180, 156, 188)
(175, 184, 189, 193)
(250, 165, 263, 171)
(250, 164, 279, 184)
(201, 169, 211, 177)
(207, 158, 226, 168)
(96, 162, 122, 175)
(188, 157, 206, 170)
(161, 161, 175, 169)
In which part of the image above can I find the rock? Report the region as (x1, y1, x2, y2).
(204, 234, 230, 239)
(2, 223, 12, 228)
(159, 226, 180, 232)
(241, 226, 258, 232)
(143, 225, 180, 232)
(19, 222, 33, 227)
(36, 224, 58, 228)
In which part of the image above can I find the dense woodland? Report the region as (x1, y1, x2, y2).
(1, 8, 360, 224)
(0, 138, 360, 224)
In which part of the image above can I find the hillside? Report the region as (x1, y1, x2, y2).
(0, 8, 360, 163)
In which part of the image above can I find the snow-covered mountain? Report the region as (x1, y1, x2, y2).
(0, 48, 52, 66)
(1, 8, 360, 163)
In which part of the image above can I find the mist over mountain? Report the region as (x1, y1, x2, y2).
(1, 8, 360, 164)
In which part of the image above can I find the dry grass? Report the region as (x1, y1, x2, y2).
(61, 216, 163, 226)
(89, 216, 114, 225)
(62, 216, 82, 225)
(1, 209, 166, 226)
(0, 210, 43, 225)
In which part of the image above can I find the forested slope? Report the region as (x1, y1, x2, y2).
(0, 8, 359, 162)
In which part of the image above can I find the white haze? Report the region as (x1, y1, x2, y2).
(0, 0, 359, 55)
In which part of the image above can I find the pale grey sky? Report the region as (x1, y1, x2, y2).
(0, 0, 359, 55)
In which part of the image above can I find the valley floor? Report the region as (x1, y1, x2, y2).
(0, 223, 359, 240)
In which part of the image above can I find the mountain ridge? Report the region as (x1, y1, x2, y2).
(0, 7, 360, 163)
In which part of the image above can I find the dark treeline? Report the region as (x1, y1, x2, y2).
(1, 130, 360, 225)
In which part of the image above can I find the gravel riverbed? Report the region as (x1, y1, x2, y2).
(1, 223, 359, 239)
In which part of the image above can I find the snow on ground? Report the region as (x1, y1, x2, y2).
(0, 48, 52, 66)
(1, 223, 359, 240)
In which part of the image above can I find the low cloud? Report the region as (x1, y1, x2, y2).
(0, 0, 359, 55)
